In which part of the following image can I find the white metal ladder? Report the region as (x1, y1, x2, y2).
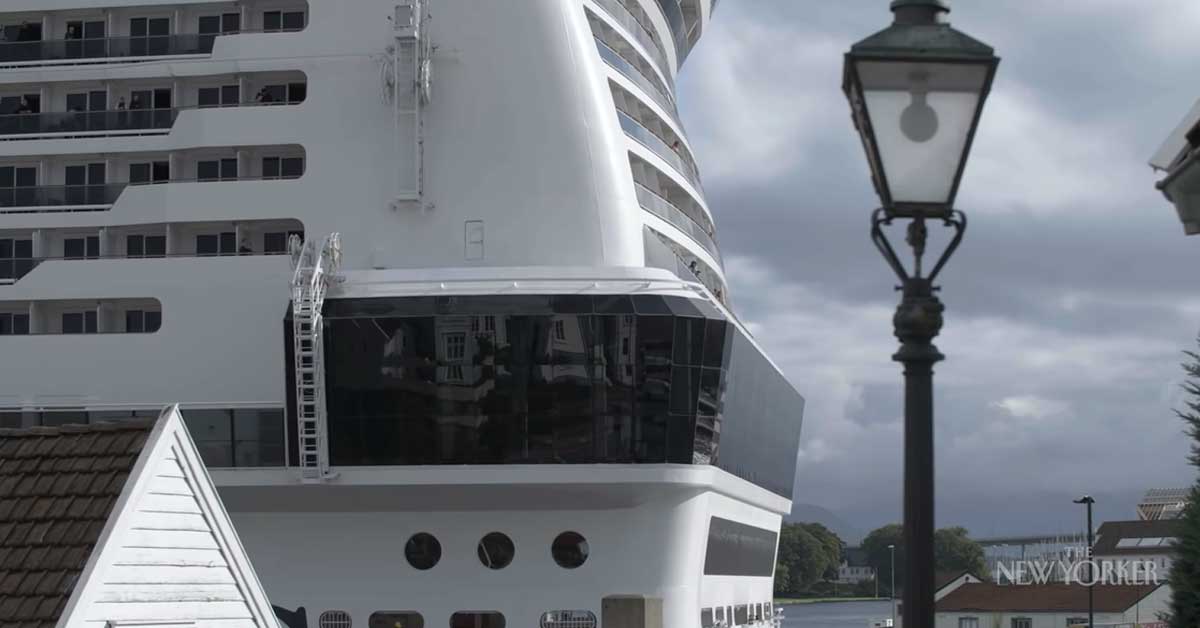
(290, 233, 341, 482)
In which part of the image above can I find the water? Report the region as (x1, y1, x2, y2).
(779, 600, 894, 628)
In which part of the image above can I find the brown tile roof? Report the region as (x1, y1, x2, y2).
(1093, 519, 1181, 556)
(0, 421, 152, 628)
(935, 569, 979, 592)
(937, 582, 1162, 613)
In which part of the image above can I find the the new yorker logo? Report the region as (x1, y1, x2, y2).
(996, 548, 1161, 586)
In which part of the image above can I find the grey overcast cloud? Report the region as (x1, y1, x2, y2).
(677, 1, 1200, 539)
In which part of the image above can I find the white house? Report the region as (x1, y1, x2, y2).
(0, 405, 279, 627)
(935, 582, 1170, 628)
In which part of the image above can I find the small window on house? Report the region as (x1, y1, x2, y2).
(450, 613, 504, 628)
(734, 605, 748, 625)
(1011, 618, 1032, 628)
(369, 612, 423, 628)
(958, 618, 980, 628)
(62, 311, 97, 334)
(1066, 618, 1088, 628)
(700, 609, 714, 628)
(318, 610, 352, 628)
(477, 532, 514, 569)
(538, 611, 596, 628)
(404, 532, 441, 570)
(125, 309, 161, 333)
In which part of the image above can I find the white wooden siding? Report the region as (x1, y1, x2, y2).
(82, 443, 258, 626)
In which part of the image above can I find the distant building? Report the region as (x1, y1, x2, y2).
(1136, 487, 1190, 520)
(837, 547, 877, 584)
(935, 582, 1169, 628)
(1093, 519, 1179, 578)
(0, 407, 279, 627)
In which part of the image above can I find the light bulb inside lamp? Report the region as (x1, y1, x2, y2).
(900, 71, 938, 143)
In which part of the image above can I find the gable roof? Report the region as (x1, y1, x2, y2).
(0, 420, 152, 628)
(937, 582, 1162, 613)
(1094, 519, 1180, 556)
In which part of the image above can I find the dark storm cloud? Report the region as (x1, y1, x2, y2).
(676, 0, 1200, 535)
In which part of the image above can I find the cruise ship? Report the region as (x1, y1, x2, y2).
(0, 0, 806, 627)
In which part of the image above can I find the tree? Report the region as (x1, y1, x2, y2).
(1168, 344, 1200, 628)
(773, 560, 793, 597)
(777, 524, 827, 592)
(801, 522, 844, 580)
(934, 526, 986, 576)
(862, 524, 904, 597)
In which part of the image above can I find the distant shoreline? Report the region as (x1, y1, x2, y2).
(774, 597, 886, 605)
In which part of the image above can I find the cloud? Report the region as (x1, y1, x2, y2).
(992, 396, 1071, 420)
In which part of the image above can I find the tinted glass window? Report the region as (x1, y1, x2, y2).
(182, 409, 234, 467)
(369, 612, 423, 628)
(404, 532, 441, 570)
(477, 532, 514, 569)
(551, 532, 588, 569)
(450, 613, 504, 628)
(317, 295, 804, 498)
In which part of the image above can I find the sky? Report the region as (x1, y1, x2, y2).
(676, 1, 1200, 539)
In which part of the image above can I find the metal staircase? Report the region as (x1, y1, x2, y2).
(290, 233, 342, 482)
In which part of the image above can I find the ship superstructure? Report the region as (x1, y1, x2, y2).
(0, 1, 805, 626)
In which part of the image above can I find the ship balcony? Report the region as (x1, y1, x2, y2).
(587, 0, 673, 77)
(618, 109, 703, 194)
(0, 218, 303, 286)
(0, 3, 308, 68)
(0, 183, 124, 213)
(596, 38, 679, 126)
(635, 182, 720, 263)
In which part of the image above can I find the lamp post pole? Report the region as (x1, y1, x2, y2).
(889, 543, 896, 626)
(1074, 495, 1095, 628)
(842, 3, 999, 627)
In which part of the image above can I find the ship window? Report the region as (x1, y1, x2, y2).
(700, 609, 714, 628)
(734, 605, 748, 624)
(0, 238, 33, 281)
(477, 532, 514, 569)
(198, 158, 238, 181)
(551, 532, 588, 569)
(404, 532, 441, 570)
(319, 610, 352, 628)
(539, 610, 596, 628)
(61, 311, 96, 334)
(264, 10, 306, 32)
(263, 157, 304, 179)
(450, 613, 504, 628)
(64, 236, 100, 260)
(197, 232, 237, 256)
(199, 85, 240, 107)
(370, 612, 423, 628)
(198, 13, 240, 36)
(125, 309, 161, 333)
(126, 234, 166, 258)
(0, 312, 29, 335)
(129, 161, 169, 184)
(264, 230, 304, 254)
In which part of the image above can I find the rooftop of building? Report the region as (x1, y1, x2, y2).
(1094, 519, 1181, 555)
(0, 420, 153, 628)
(936, 582, 1162, 614)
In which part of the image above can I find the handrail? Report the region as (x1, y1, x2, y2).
(0, 29, 305, 64)
(0, 176, 300, 211)
(591, 0, 673, 77)
(618, 110, 703, 192)
(0, 249, 293, 283)
(635, 182, 721, 262)
(0, 100, 302, 137)
(596, 38, 679, 122)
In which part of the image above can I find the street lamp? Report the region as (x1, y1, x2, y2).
(1074, 495, 1096, 628)
(888, 544, 897, 627)
(843, 2, 999, 628)
(1156, 128, 1200, 234)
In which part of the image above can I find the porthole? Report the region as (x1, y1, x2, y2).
(551, 531, 589, 569)
(477, 532, 515, 569)
(539, 610, 596, 628)
(319, 610, 352, 628)
(370, 611, 424, 628)
(404, 532, 441, 570)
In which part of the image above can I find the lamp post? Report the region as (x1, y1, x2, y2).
(843, 3, 999, 627)
(1074, 495, 1095, 628)
(888, 543, 897, 627)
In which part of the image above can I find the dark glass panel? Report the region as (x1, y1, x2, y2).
(549, 294, 592, 313)
(593, 295, 633, 313)
(477, 532, 514, 569)
(631, 294, 672, 315)
(404, 533, 440, 570)
(450, 614, 504, 628)
(703, 319, 727, 368)
(665, 295, 704, 318)
(370, 612, 423, 628)
(263, 11, 282, 31)
(281, 11, 306, 31)
(42, 411, 87, 426)
(233, 409, 285, 466)
(665, 413, 694, 464)
(672, 316, 705, 366)
(280, 157, 304, 178)
(703, 517, 778, 577)
(550, 531, 589, 569)
(636, 316, 673, 366)
(182, 409, 234, 467)
(146, 310, 162, 332)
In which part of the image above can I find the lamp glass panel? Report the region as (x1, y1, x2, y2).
(856, 60, 988, 205)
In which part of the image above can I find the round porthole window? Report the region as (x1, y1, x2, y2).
(551, 531, 589, 569)
(477, 532, 515, 569)
(404, 532, 441, 570)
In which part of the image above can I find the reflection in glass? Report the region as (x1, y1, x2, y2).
(314, 295, 804, 498)
(477, 532, 515, 570)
